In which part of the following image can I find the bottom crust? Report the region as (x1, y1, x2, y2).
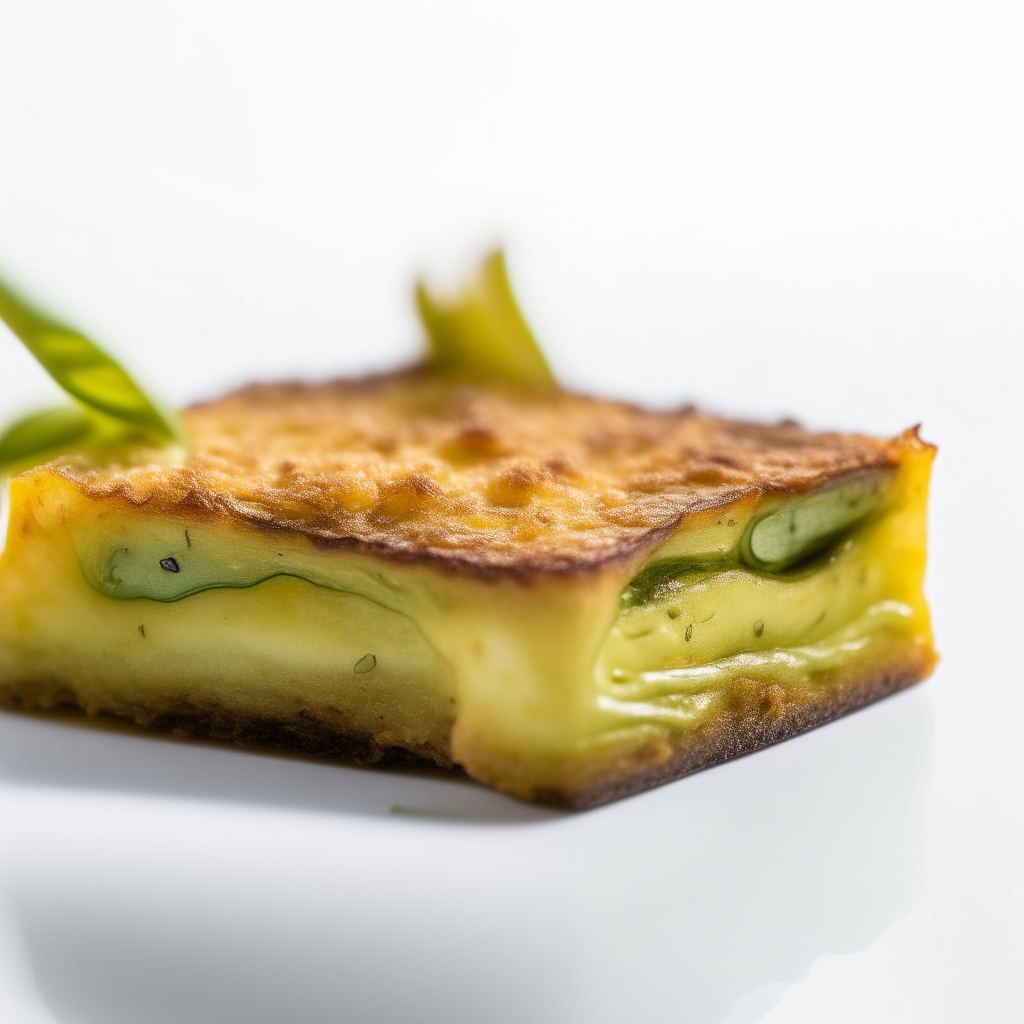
(536, 644, 935, 809)
(0, 681, 454, 770)
(0, 644, 933, 808)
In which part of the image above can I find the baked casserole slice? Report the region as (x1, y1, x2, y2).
(0, 254, 935, 807)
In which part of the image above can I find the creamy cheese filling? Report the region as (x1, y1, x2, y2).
(64, 470, 903, 739)
(602, 533, 889, 683)
(594, 600, 915, 729)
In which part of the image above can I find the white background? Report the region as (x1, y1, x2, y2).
(0, 2, 1021, 1021)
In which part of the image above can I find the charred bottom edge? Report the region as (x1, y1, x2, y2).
(535, 649, 934, 810)
(0, 648, 933, 809)
(0, 683, 455, 772)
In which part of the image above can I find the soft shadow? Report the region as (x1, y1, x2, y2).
(564, 684, 935, 1024)
(5, 685, 932, 1024)
(0, 707, 556, 823)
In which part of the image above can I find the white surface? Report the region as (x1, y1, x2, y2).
(0, 2, 1021, 1021)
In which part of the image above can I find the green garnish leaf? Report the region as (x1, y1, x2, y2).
(0, 272, 182, 444)
(0, 405, 95, 472)
(415, 249, 555, 387)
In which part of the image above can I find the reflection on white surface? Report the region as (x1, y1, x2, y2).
(0, 904, 59, 1024)
(0, 687, 930, 1024)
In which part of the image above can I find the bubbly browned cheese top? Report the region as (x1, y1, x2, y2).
(57, 370, 909, 574)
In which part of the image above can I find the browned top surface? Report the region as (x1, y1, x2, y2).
(55, 370, 913, 575)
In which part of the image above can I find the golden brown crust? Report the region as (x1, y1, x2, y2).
(47, 369, 914, 575)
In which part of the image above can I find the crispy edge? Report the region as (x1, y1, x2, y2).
(47, 462, 906, 581)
